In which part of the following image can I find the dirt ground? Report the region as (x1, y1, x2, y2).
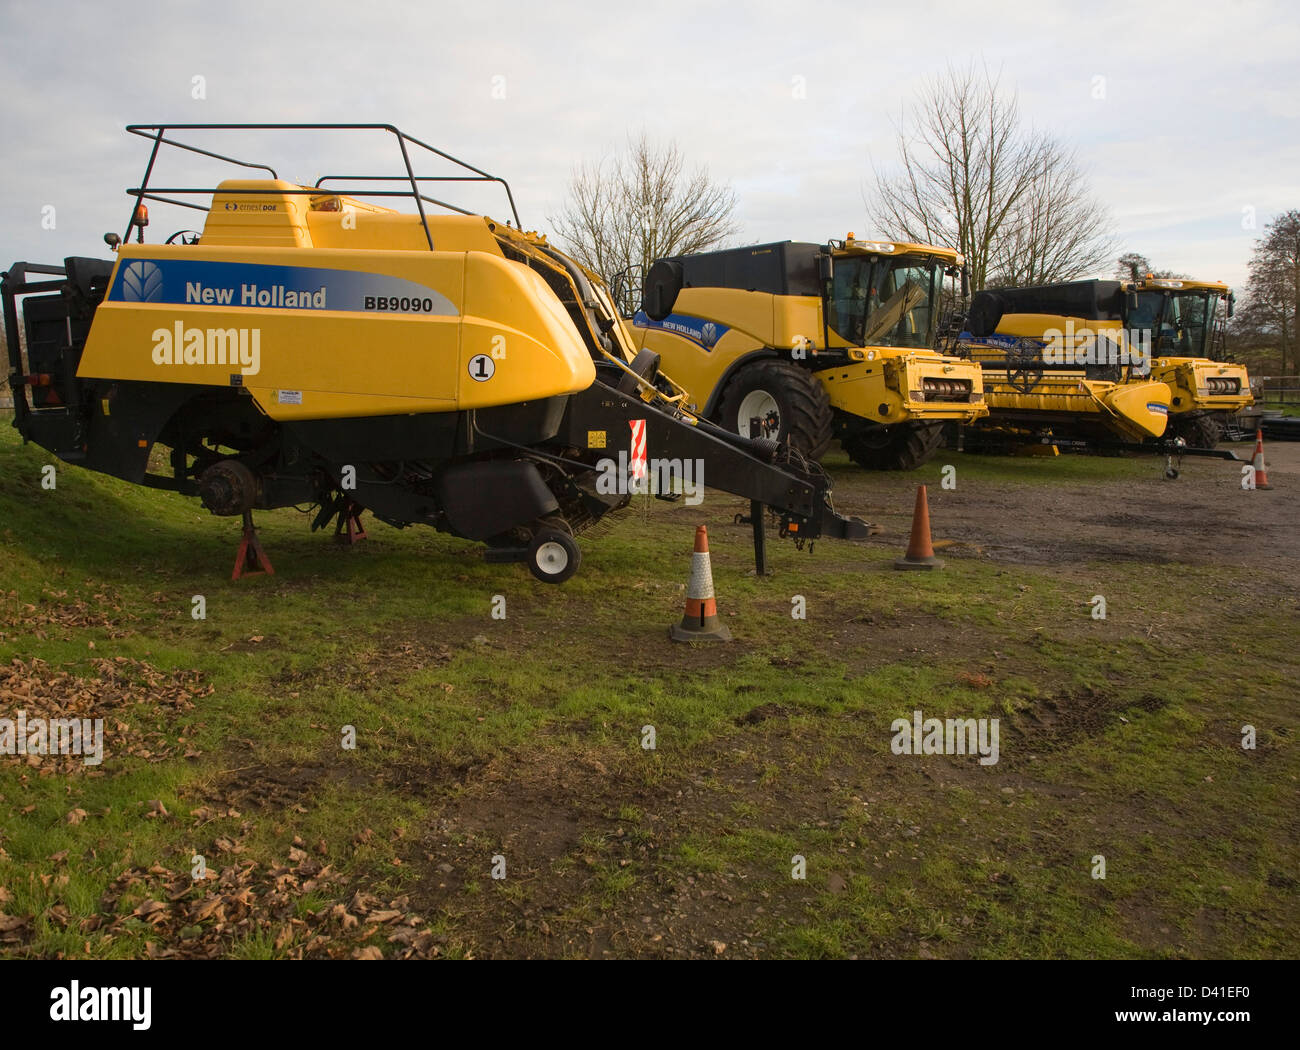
(6, 431, 1295, 959)
(841, 440, 1300, 574)
(338, 439, 1299, 958)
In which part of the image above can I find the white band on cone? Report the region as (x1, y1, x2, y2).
(687, 552, 716, 599)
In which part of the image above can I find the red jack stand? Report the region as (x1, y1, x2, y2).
(233, 511, 274, 580)
(334, 500, 367, 544)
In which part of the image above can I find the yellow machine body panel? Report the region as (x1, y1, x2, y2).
(1148, 357, 1253, 414)
(198, 180, 315, 248)
(306, 208, 507, 255)
(78, 182, 595, 421)
(836, 236, 963, 265)
(817, 351, 986, 424)
(986, 312, 1123, 343)
(1132, 278, 1230, 295)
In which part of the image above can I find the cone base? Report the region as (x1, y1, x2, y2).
(894, 555, 944, 571)
(669, 617, 733, 642)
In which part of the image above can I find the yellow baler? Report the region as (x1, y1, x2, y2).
(3, 124, 875, 582)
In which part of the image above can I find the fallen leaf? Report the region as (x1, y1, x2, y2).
(366, 909, 402, 924)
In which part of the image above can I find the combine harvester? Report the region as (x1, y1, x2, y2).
(952, 278, 1248, 469)
(2, 124, 874, 582)
(624, 237, 988, 470)
(1123, 275, 1252, 446)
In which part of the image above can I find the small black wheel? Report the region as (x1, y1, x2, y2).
(617, 348, 661, 395)
(527, 527, 581, 583)
(165, 230, 202, 245)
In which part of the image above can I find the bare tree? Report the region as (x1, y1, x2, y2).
(990, 153, 1114, 286)
(548, 134, 739, 292)
(868, 64, 1114, 290)
(1112, 252, 1188, 281)
(1232, 209, 1300, 379)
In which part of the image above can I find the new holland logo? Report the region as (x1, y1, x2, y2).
(701, 322, 718, 347)
(120, 260, 163, 302)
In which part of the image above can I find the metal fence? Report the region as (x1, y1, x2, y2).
(1252, 376, 1300, 404)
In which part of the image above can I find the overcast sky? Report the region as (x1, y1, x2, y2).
(2, 0, 1296, 291)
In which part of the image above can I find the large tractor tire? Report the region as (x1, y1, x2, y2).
(1169, 414, 1221, 449)
(842, 422, 946, 471)
(716, 359, 834, 460)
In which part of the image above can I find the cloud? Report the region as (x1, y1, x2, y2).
(1, 0, 1294, 297)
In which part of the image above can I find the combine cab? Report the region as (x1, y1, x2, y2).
(3, 124, 873, 581)
(1124, 277, 1251, 447)
(626, 237, 987, 471)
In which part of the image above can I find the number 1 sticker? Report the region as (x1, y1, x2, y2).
(468, 354, 496, 382)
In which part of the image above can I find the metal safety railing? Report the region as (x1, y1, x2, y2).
(1252, 376, 1300, 404)
(121, 123, 522, 251)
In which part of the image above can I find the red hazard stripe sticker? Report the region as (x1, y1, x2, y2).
(629, 419, 647, 480)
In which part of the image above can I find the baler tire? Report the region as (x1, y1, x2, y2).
(527, 527, 581, 583)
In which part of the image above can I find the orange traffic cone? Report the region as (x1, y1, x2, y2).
(669, 525, 732, 642)
(1251, 429, 1273, 490)
(895, 485, 944, 571)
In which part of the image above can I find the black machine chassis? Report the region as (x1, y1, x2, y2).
(5, 257, 871, 574)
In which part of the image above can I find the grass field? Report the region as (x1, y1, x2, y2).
(1, 417, 1296, 959)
